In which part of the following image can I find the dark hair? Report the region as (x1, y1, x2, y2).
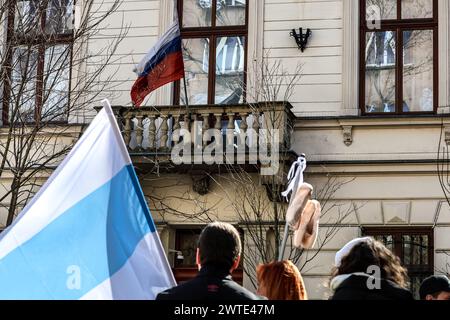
(198, 222, 242, 270)
(331, 238, 409, 288)
(419, 275, 450, 299)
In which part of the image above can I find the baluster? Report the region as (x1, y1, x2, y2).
(123, 115, 132, 148)
(201, 113, 210, 150)
(226, 113, 235, 147)
(160, 115, 169, 150)
(214, 114, 222, 131)
(252, 112, 260, 146)
(240, 113, 248, 134)
(253, 112, 260, 132)
(191, 114, 199, 147)
(172, 114, 181, 144)
(247, 112, 259, 162)
(235, 113, 248, 162)
(183, 114, 192, 144)
(148, 115, 156, 150)
(135, 115, 144, 150)
(263, 111, 273, 148)
(239, 113, 248, 149)
(214, 114, 222, 147)
(259, 112, 268, 146)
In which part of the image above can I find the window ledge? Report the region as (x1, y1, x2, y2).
(295, 113, 450, 129)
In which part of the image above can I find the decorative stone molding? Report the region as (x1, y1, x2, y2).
(382, 201, 411, 225)
(155, 223, 171, 259)
(438, 0, 450, 113)
(342, 0, 360, 116)
(246, 0, 264, 103)
(342, 125, 353, 146)
(191, 173, 211, 196)
(444, 125, 450, 145)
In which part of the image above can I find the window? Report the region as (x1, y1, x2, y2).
(175, 0, 248, 105)
(2, 0, 73, 124)
(360, 0, 437, 114)
(363, 227, 434, 299)
(173, 227, 244, 284)
(174, 228, 202, 269)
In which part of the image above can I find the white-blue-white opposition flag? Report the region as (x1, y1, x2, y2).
(0, 99, 176, 299)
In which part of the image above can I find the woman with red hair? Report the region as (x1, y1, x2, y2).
(256, 260, 308, 300)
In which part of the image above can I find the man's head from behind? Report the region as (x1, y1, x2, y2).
(420, 275, 450, 300)
(196, 222, 242, 272)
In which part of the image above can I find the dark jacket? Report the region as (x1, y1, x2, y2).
(330, 274, 414, 300)
(156, 265, 265, 301)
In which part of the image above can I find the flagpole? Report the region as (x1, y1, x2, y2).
(174, 0, 190, 118)
(183, 73, 190, 116)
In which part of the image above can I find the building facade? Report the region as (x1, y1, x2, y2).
(1, 0, 450, 299)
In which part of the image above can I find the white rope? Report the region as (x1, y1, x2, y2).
(281, 156, 307, 202)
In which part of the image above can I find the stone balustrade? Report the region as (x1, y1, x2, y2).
(111, 102, 295, 158)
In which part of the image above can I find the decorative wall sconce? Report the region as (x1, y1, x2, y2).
(290, 28, 312, 52)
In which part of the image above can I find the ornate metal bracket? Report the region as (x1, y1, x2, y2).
(290, 28, 312, 52)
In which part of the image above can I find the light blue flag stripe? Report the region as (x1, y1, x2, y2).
(0, 164, 155, 300)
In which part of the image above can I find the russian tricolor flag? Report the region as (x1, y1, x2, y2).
(131, 20, 185, 107)
(0, 100, 176, 299)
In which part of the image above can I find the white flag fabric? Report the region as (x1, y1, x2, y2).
(0, 100, 176, 299)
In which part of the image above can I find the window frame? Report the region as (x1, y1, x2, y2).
(174, 228, 202, 268)
(363, 227, 434, 296)
(359, 0, 439, 115)
(173, 226, 244, 284)
(174, 0, 249, 106)
(2, 0, 74, 125)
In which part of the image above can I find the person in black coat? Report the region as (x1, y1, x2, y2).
(329, 237, 414, 300)
(330, 273, 413, 300)
(156, 222, 265, 301)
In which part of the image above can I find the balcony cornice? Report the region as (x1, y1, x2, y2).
(97, 101, 296, 118)
(295, 114, 450, 130)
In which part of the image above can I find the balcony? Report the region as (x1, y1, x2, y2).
(108, 102, 298, 195)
